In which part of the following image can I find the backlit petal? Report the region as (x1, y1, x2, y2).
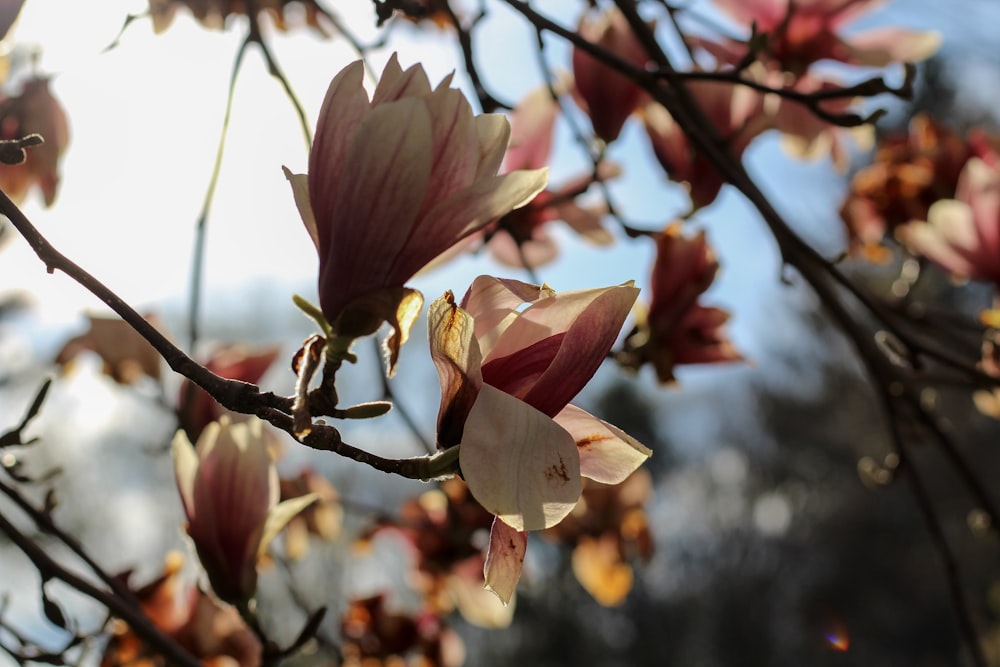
(483, 518, 527, 606)
(554, 404, 652, 484)
(460, 384, 581, 532)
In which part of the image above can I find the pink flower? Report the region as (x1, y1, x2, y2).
(897, 157, 1000, 288)
(285, 54, 548, 343)
(620, 224, 742, 382)
(711, 0, 940, 74)
(429, 277, 651, 603)
(489, 84, 615, 267)
(642, 79, 768, 210)
(572, 7, 650, 143)
(172, 418, 315, 604)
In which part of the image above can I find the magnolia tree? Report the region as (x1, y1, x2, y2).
(0, 0, 996, 665)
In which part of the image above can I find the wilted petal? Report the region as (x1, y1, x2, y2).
(460, 384, 581, 532)
(483, 517, 527, 605)
(554, 404, 651, 484)
(429, 291, 483, 447)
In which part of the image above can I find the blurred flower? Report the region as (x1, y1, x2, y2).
(285, 54, 547, 363)
(278, 468, 342, 561)
(172, 418, 315, 604)
(178, 344, 280, 441)
(545, 469, 653, 607)
(642, 79, 768, 211)
(55, 313, 167, 384)
(429, 277, 651, 603)
(711, 0, 940, 75)
(340, 593, 465, 667)
(0, 77, 69, 206)
(896, 157, 1000, 288)
(572, 7, 650, 143)
(100, 552, 261, 667)
(619, 224, 742, 383)
(840, 115, 979, 261)
(476, 83, 615, 268)
(974, 330, 1000, 421)
(148, 0, 330, 35)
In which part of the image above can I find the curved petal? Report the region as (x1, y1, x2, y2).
(483, 517, 527, 606)
(475, 113, 513, 179)
(282, 168, 318, 251)
(460, 384, 581, 532)
(171, 429, 199, 520)
(554, 404, 652, 484)
(429, 291, 484, 447)
(372, 53, 433, 104)
(319, 98, 432, 320)
(460, 275, 554, 357)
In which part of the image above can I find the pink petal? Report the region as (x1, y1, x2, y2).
(460, 276, 555, 357)
(371, 53, 433, 104)
(504, 85, 558, 172)
(897, 202, 978, 279)
(843, 27, 941, 66)
(553, 405, 652, 484)
(459, 384, 581, 532)
(483, 517, 527, 605)
(282, 168, 318, 251)
(320, 98, 432, 319)
(475, 113, 512, 180)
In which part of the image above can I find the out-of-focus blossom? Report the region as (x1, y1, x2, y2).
(619, 224, 742, 383)
(55, 313, 167, 384)
(711, 0, 940, 75)
(429, 277, 651, 603)
(840, 115, 980, 261)
(278, 468, 343, 561)
(148, 0, 330, 35)
(285, 54, 547, 367)
(485, 83, 615, 268)
(0, 1, 24, 42)
(340, 593, 465, 667)
(0, 77, 69, 206)
(897, 157, 1000, 287)
(100, 552, 261, 667)
(545, 468, 654, 606)
(642, 79, 768, 211)
(172, 418, 315, 604)
(973, 330, 1000, 421)
(362, 478, 514, 628)
(178, 344, 280, 440)
(573, 7, 650, 143)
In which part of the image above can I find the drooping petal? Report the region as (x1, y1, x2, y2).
(429, 291, 483, 447)
(483, 517, 527, 606)
(383, 288, 425, 377)
(554, 404, 652, 484)
(459, 384, 581, 532)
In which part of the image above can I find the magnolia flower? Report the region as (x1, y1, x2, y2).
(572, 7, 650, 143)
(897, 157, 1000, 288)
(711, 0, 940, 74)
(620, 224, 742, 383)
(642, 79, 768, 211)
(286, 54, 547, 366)
(489, 83, 615, 267)
(429, 277, 651, 602)
(172, 418, 315, 605)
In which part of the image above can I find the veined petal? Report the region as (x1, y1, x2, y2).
(488, 283, 638, 363)
(282, 168, 318, 251)
(483, 518, 527, 606)
(429, 292, 484, 447)
(320, 98, 432, 320)
(390, 167, 549, 281)
(475, 114, 513, 179)
(309, 60, 371, 243)
(554, 405, 652, 484)
(418, 82, 480, 217)
(171, 429, 199, 520)
(372, 53, 433, 104)
(460, 275, 554, 357)
(459, 384, 581, 532)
